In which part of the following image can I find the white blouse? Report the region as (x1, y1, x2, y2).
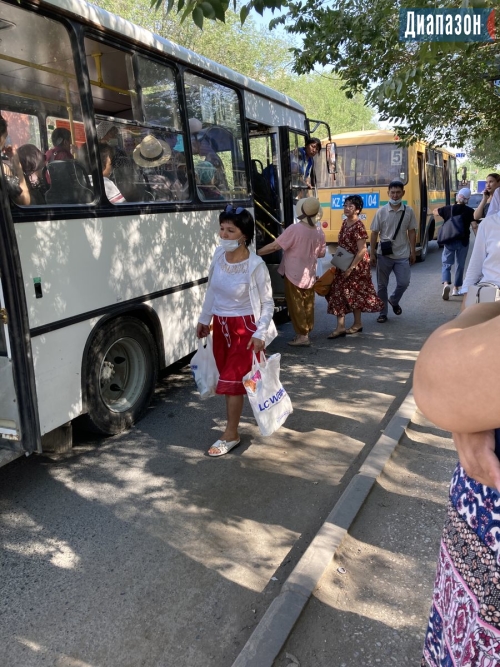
(463, 213, 500, 290)
(210, 253, 253, 317)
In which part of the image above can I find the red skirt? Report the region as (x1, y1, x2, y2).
(213, 315, 257, 396)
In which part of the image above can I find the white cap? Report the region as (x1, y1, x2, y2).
(188, 118, 203, 134)
(457, 187, 471, 200)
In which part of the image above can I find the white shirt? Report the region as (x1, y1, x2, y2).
(199, 247, 277, 345)
(486, 189, 500, 217)
(211, 254, 252, 317)
(463, 212, 500, 290)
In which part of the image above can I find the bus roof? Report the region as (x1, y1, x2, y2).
(41, 0, 305, 115)
(327, 129, 456, 157)
(328, 129, 397, 143)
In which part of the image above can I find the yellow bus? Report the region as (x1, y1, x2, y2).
(316, 130, 459, 261)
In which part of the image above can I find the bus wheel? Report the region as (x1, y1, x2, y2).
(417, 229, 429, 263)
(84, 317, 158, 435)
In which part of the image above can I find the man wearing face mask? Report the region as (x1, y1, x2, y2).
(370, 180, 417, 323)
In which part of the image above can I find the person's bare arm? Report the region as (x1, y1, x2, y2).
(257, 240, 281, 256)
(473, 193, 489, 221)
(369, 231, 378, 266)
(414, 303, 500, 490)
(343, 239, 367, 279)
(414, 302, 500, 433)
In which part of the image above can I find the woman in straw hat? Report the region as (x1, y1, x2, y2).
(258, 196, 326, 347)
(133, 135, 173, 201)
(326, 195, 383, 339)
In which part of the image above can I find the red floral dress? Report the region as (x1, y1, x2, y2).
(327, 219, 383, 316)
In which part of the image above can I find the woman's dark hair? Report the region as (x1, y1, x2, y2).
(345, 194, 363, 214)
(306, 137, 321, 151)
(487, 173, 500, 181)
(17, 144, 44, 175)
(0, 114, 7, 139)
(98, 142, 113, 168)
(219, 206, 255, 247)
(51, 127, 71, 147)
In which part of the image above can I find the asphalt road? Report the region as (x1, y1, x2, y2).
(0, 240, 462, 667)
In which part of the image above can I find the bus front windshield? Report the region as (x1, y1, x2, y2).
(317, 143, 408, 189)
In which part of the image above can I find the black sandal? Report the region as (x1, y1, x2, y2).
(377, 315, 387, 323)
(389, 300, 402, 315)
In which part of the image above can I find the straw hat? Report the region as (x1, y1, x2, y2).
(296, 196, 322, 221)
(133, 135, 171, 168)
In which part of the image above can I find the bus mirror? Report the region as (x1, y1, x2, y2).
(326, 142, 337, 174)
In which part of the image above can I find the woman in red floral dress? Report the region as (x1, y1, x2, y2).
(326, 195, 383, 338)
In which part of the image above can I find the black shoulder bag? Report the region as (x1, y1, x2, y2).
(380, 206, 406, 256)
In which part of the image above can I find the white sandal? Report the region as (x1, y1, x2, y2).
(207, 439, 241, 457)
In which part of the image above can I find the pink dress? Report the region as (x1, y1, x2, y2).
(327, 219, 383, 316)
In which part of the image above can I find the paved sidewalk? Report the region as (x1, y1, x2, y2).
(273, 409, 457, 666)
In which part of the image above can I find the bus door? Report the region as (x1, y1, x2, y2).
(0, 186, 41, 463)
(443, 159, 451, 205)
(417, 151, 428, 234)
(249, 128, 287, 306)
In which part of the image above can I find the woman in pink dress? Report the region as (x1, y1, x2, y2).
(258, 197, 326, 347)
(327, 195, 383, 339)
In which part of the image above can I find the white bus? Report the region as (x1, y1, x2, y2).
(0, 0, 331, 465)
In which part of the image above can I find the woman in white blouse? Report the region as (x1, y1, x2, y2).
(462, 211, 500, 299)
(197, 206, 277, 457)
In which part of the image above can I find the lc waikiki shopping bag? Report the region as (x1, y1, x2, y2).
(190, 336, 219, 399)
(243, 352, 293, 436)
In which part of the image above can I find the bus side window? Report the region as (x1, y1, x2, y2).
(135, 56, 190, 203)
(184, 72, 248, 202)
(0, 4, 94, 207)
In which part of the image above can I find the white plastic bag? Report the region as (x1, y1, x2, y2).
(242, 352, 293, 436)
(190, 336, 219, 399)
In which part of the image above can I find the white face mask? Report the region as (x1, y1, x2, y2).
(388, 197, 402, 205)
(219, 236, 243, 252)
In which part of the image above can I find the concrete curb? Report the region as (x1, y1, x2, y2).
(231, 390, 417, 667)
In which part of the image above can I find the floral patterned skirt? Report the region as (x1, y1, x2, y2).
(326, 255, 383, 317)
(422, 464, 500, 666)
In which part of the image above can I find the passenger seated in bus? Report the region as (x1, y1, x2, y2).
(133, 134, 173, 201)
(97, 121, 144, 201)
(98, 143, 125, 204)
(170, 154, 189, 201)
(0, 114, 30, 205)
(45, 127, 75, 163)
(195, 160, 223, 201)
(189, 118, 228, 191)
(17, 144, 48, 205)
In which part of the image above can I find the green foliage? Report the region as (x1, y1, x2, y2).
(93, 0, 376, 135)
(145, 0, 500, 155)
(468, 137, 500, 169)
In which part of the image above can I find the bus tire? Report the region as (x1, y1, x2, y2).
(84, 316, 158, 435)
(417, 228, 429, 263)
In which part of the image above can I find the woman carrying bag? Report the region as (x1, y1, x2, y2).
(433, 187, 474, 299)
(258, 196, 326, 347)
(326, 195, 383, 338)
(196, 206, 277, 457)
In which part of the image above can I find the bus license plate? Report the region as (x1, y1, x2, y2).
(330, 193, 380, 209)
